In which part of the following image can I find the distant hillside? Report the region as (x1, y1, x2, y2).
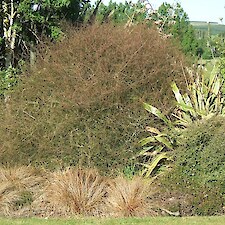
(191, 21, 225, 37)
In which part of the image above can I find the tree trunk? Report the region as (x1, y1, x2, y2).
(0, 3, 5, 69)
(29, 23, 37, 69)
(88, 0, 102, 25)
(2, 0, 17, 68)
(30, 42, 36, 69)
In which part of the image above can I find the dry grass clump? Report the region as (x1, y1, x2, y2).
(0, 165, 160, 217)
(0, 166, 46, 216)
(45, 167, 107, 216)
(105, 176, 152, 217)
(0, 23, 186, 172)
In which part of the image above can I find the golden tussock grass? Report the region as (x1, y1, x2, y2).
(0, 166, 159, 217)
(45, 167, 107, 216)
(105, 176, 153, 217)
(0, 166, 46, 216)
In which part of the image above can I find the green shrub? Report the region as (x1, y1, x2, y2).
(0, 24, 185, 173)
(163, 116, 225, 215)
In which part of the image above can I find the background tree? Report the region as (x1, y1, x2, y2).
(149, 2, 201, 56)
(0, 0, 91, 98)
(86, 0, 147, 25)
(0, 0, 90, 70)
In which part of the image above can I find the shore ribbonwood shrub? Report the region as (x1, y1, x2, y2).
(162, 116, 225, 215)
(0, 24, 186, 173)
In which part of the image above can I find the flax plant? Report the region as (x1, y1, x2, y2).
(138, 65, 225, 177)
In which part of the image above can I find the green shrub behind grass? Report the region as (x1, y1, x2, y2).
(164, 116, 225, 215)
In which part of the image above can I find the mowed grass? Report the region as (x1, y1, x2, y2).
(0, 217, 225, 225)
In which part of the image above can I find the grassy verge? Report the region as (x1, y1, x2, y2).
(0, 217, 225, 225)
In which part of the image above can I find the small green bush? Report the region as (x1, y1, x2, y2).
(163, 116, 225, 215)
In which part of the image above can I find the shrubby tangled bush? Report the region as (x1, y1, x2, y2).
(0, 24, 185, 173)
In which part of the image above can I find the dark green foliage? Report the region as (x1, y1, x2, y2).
(164, 116, 225, 215)
(0, 0, 90, 69)
(0, 67, 19, 97)
(180, 26, 198, 55)
(176, 117, 225, 188)
(0, 24, 185, 174)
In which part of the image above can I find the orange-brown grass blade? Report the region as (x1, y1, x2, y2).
(0, 166, 46, 216)
(105, 176, 151, 217)
(46, 167, 107, 216)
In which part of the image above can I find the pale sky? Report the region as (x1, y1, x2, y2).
(96, 0, 225, 23)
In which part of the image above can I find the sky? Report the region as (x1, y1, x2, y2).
(96, 0, 225, 23)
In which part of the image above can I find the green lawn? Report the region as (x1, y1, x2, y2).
(1, 217, 225, 225)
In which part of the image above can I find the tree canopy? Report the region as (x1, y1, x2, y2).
(0, 0, 90, 69)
